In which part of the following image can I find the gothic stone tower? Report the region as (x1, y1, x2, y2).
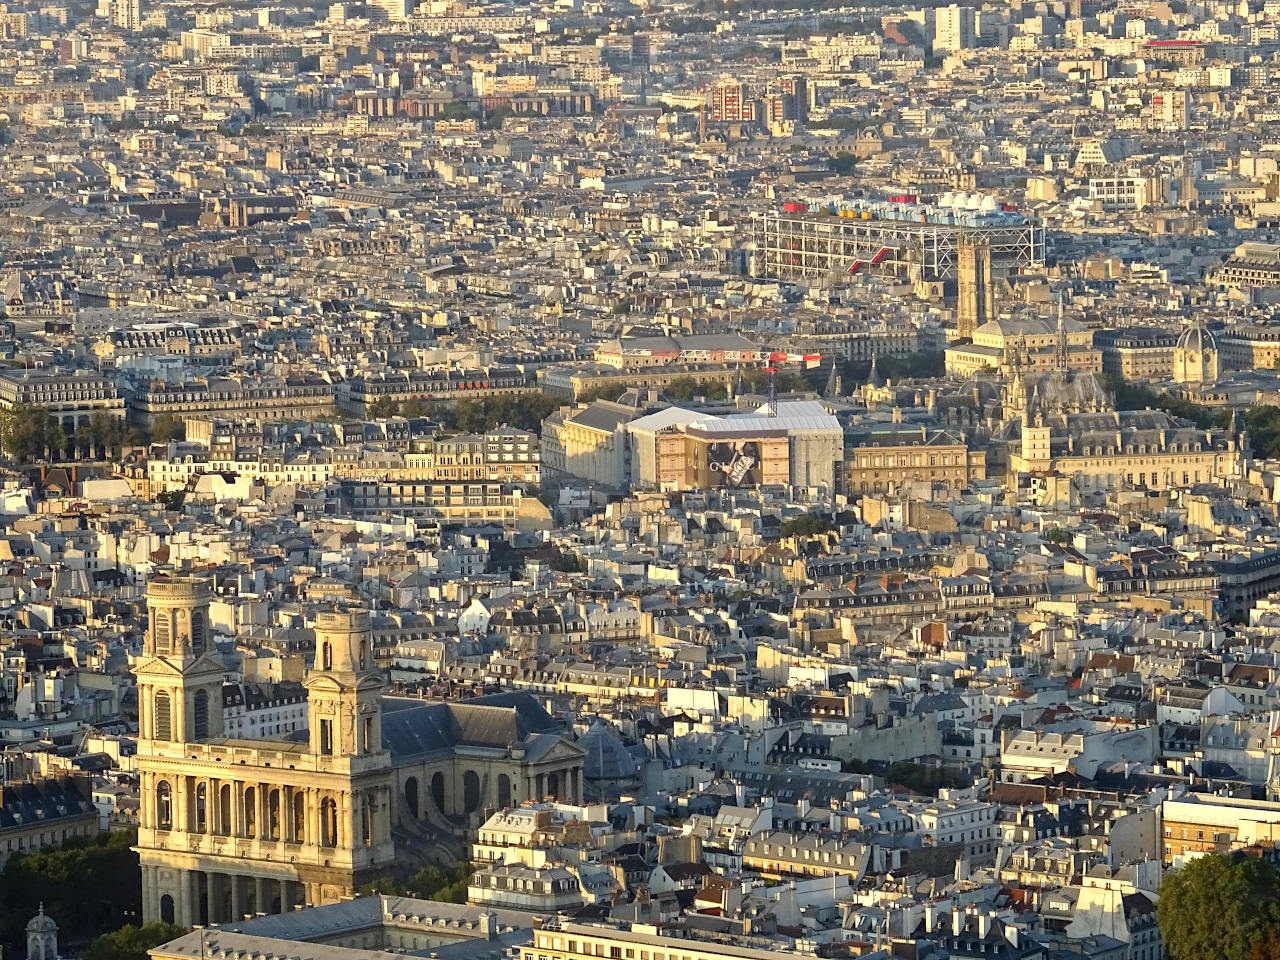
(135, 582, 394, 927)
(957, 233, 994, 340)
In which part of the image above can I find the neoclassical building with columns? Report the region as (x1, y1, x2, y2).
(133, 575, 584, 928)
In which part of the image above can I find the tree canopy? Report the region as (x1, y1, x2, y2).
(440, 393, 559, 433)
(359, 863, 473, 903)
(780, 511, 835, 538)
(0, 829, 142, 955)
(0, 403, 60, 463)
(1158, 853, 1280, 960)
(85, 924, 186, 960)
(663, 376, 727, 402)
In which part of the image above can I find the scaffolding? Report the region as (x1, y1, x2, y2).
(750, 208, 1044, 284)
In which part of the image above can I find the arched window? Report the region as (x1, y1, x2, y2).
(320, 643, 332, 671)
(361, 794, 373, 846)
(195, 782, 207, 832)
(320, 797, 338, 846)
(244, 786, 257, 838)
(463, 770, 481, 814)
(157, 780, 172, 830)
(293, 790, 306, 842)
(154, 691, 172, 741)
(154, 611, 171, 654)
(193, 690, 210, 740)
(191, 610, 206, 654)
(160, 894, 175, 924)
(404, 777, 419, 820)
(497, 774, 512, 809)
(218, 783, 232, 836)
(268, 789, 281, 840)
(359, 639, 368, 669)
(431, 772, 446, 815)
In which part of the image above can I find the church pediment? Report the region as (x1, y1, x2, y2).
(527, 736, 587, 766)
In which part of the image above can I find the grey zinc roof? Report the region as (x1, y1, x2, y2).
(157, 896, 542, 960)
(380, 692, 567, 762)
(568, 401, 639, 433)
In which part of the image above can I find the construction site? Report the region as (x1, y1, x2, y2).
(748, 194, 1045, 288)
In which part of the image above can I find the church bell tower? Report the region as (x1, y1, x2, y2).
(136, 575, 224, 745)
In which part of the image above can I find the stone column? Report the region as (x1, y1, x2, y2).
(233, 781, 244, 837)
(309, 788, 321, 847)
(255, 877, 266, 915)
(203, 870, 216, 926)
(141, 865, 156, 923)
(230, 874, 245, 920)
(174, 776, 188, 834)
(536, 773, 545, 800)
(178, 871, 196, 929)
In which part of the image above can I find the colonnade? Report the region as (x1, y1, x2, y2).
(143, 771, 392, 851)
(142, 865, 318, 928)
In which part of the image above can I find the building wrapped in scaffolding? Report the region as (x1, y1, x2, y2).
(748, 194, 1045, 285)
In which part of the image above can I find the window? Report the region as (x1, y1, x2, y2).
(154, 691, 172, 741)
(321, 797, 338, 846)
(193, 690, 210, 740)
(195, 782, 207, 832)
(244, 786, 257, 838)
(154, 611, 171, 653)
(293, 791, 306, 842)
(157, 780, 172, 830)
(320, 719, 333, 755)
(191, 610, 206, 654)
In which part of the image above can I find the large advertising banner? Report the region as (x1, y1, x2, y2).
(707, 440, 762, 487)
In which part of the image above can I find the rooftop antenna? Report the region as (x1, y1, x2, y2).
(765, 358, 778, 418)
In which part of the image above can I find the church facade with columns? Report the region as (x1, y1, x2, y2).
(133, 575, 585, 928)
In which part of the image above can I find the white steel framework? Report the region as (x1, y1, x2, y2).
(750, 210, 1044, 284)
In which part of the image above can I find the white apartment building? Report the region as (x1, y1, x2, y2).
(908, 797, 999, 861)
(220, 682, 308, 740)
(935, 5, 977, 52)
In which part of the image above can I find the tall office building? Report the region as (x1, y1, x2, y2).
(935, 5, 977, 52)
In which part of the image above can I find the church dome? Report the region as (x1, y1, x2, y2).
(579, 720, 639, 781)
(26, 906, 56, 935)
(1176, 322, 1216, 354)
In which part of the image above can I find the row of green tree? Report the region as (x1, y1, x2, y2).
(0, 829, 143, 956)
(359, 863, 474, 903)
(839, 351, 946, 384)
(363, 393, 562, 434)
(0, 405, 149, 464)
